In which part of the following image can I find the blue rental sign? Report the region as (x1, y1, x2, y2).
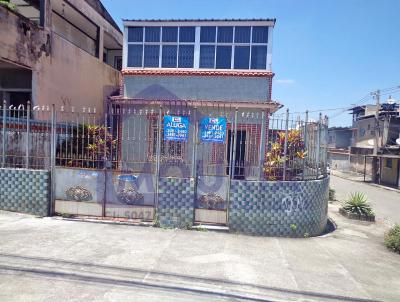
(164, 115, 189, 141)
(200, 117, 227, 143)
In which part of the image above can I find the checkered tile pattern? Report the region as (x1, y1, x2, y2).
(157, 177, 195, 228)
(0, 168, 50, 216)
(228, 177, 329, 237)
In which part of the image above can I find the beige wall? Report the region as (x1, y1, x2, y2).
(0, 5, 121, 115)
(381, 158, 399, 187)
(0, 6, 50, 69)
(33, 33, 120, 115)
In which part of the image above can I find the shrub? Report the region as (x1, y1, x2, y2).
(0, 0, 17, 11)
(329, 188, 336, 201)
(342, 192, 374, 216)
(264, 130, 306, 181)
(385, 225, 400, 254)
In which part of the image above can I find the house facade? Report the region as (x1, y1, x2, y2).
(0, 0, 123, 114)
(111, 19, 281, 178)
(349, 102, 400, 187)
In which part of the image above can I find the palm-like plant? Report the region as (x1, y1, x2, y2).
(342, 193, 374, 216)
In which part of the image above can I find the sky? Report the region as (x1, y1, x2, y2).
(102, 0, 400, 126)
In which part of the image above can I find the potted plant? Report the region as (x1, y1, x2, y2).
(339, 192, 375, 221)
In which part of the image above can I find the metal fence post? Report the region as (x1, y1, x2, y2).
(258, 110, 266, 180)
(50, 104, 56, 215)
(282, 109, 289, 181)
(302, 110, 308, 180)
(25, 101, 31, 169)
(226, 108, 238, 226)
(316, 112, 322, 179)
(102, 107, 108, 217)
(230, 108, 239, 180)
(324, 115, 329, 176)
(2, 100, 6, 168)
(154, 105, 162, 207)
(191, 107, 198, 179)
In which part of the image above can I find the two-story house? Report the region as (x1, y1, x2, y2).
(110, 19, 281, 179)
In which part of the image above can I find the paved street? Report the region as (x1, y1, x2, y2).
(330, 175, 400, 224)
(0, 205, 400, 302)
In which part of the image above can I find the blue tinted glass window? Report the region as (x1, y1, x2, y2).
(179, 27, 195, 42)
(127, 45, 143, 67)
(162, 45, 177, 68)
(216, 46, 232, 69)
(178, 45, 194, 68)
(200, 26, 216, 42)
(162, 27, 178, 42)
(252, 26, 268, 43)
(144, 45, 159, 67)
(145, 27, 160, 42)
(217, 27, 233, 43)
(251, 46, 267, 69)
(128, 27, 143, 42)
(199, 45, 215, 68)
(234, 46, 250, 69)
(234, 26, 250, 43)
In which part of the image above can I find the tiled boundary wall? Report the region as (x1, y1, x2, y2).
(157, 177, 195, 228)
(0, 168, 50, 216)
(229, 177, 329, 237)
(0, 166, 329, 237)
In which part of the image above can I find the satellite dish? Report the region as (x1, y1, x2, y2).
(368, 139, 374, 146)
(387, 95, 396, 105)
(396, 138, 400, 145)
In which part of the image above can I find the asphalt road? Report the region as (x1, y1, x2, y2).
(330, 175, 400, 224)
(0, 208, 400, 302)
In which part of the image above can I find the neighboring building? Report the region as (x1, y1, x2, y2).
(327, 127, 352, 149)
(349, 102, 400, 187)
(327, 127, 352, 172)
(0, 0, 123, 114)
(111, 19, 281, 178)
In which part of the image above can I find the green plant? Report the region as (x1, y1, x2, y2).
(342, 192, 374, 216)
(0, 0, 17, 11)
(385, 224, 400, 254)
(290, 224, 297, 232)
(329, 188, 336, 201)
(264, 130, 306, 181)
(303, 232, 310, 238)
(194, 224, 208, 232)
(153, 214, 160, 228)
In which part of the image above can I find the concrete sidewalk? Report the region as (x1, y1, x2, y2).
(0, 207, 399, 302)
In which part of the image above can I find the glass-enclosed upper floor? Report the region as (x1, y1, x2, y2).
(122, 20, 275, 71)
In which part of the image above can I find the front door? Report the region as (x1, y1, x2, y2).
(227, 130, 246, 179)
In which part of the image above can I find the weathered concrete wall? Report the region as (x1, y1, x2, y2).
(0, 168, 50, 216)
(328, 151, 350, 172)
(0, 5, 50, 69)
(381, 158, 399, 187)
(0, 5, 121, 114)
(33, 33, 120, 114)
(228, 177, 329, 237)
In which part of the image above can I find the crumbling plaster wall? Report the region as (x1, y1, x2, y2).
(0, 4, 121, 114)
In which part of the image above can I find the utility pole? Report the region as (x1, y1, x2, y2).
(372, 90, 380, 183)
(373, 89, 380, 155)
